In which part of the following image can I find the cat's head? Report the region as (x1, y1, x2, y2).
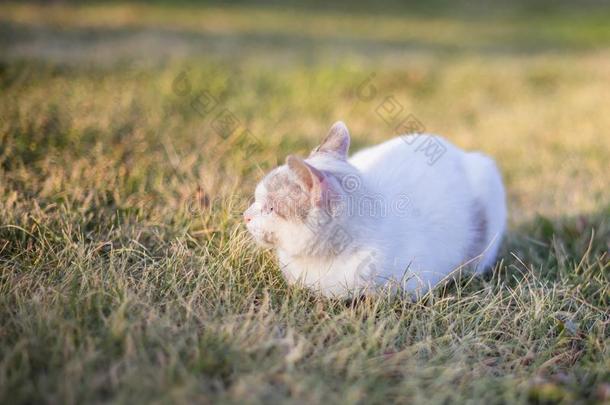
(244, 121, 359, 255)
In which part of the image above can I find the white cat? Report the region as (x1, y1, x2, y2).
(244, 121, 506, 298)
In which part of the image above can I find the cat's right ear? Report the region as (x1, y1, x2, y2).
(312, 121, 350, 159)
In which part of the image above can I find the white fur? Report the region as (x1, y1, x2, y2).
(245, 124, 506, 298)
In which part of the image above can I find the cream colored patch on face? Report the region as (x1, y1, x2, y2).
(263, 170, 311, 220)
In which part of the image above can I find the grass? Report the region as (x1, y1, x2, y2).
(1, 1, 609, 404)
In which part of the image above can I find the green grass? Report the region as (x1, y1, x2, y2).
(1, 2, 609, 404)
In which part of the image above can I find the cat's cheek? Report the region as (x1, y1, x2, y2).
(254, 232, 276, 248)
(245, 220, 261, 240)
(246, 220, 277, 248)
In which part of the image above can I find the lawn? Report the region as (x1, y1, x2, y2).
(0, 1, 609, 403)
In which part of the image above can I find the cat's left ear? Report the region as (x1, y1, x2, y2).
(286, 155, 327, 204)
(313, 121, 350, 159)
(286, 155, 324, 190)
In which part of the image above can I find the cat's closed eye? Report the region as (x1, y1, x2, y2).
(263, 204, 274, 214)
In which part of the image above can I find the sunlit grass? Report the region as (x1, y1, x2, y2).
(1, 2, 609, 404)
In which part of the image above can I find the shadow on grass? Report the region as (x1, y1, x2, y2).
(37, 0, 610, 19)
(434, 206, 610, 307)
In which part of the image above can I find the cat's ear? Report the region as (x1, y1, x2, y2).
(313, 121, 350, 159)
(286, 155, 325, 196)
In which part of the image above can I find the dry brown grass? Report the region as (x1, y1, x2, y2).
(1, 2, 609, 404)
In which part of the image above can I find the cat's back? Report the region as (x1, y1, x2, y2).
(349, 136, 410, 172)
(349, 134, 464, 190)
(347, 133, 505, 280)
(348, 134, 475, 245)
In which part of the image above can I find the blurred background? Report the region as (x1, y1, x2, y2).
(2, 0, 609, 224)
(1, 1, 609, 403)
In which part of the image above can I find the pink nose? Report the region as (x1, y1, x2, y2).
(244, 212, 252, 223)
